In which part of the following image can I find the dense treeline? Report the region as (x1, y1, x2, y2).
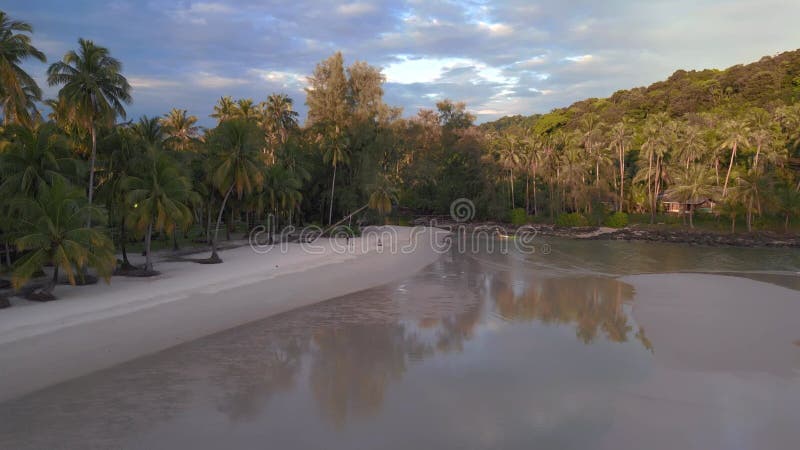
(1, 9, 799, 299)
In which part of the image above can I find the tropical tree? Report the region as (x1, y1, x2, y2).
(608, 122, 631, 211)
(124, 149, 197, 272)
(718, 119, 751, 197)
(0, 122, 76, 196)
(161, 108, 199, 152)
(368, 175, 398, 218)
(664, 164, 716, 228)
(260, 93, 298, 162)
(735, 170, 770, 232)
(322, 126, 349, 225)
(11, 178, 115, 299)
(207, 119, 264, 262)
(775, 185, 800, 233)
(210, 96, 237, 123)
(47, 38, 132, 221)
(0, 11, 46, 126)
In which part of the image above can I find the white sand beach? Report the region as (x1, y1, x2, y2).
(0, 226, 447, 402)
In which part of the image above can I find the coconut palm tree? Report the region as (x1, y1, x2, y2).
(124, 149, 197, 272)
(323, 126, 349, 225)
(0, 11, 46, 126)
(11, 178, 115, 299)
(47, 38, 132, 223)
(161, 108, 199, 152)
(234, 98, 259, 122)
(718, 119, 751, 197)
(664, 164, 716, 228)
(735, 170, 770, 232)
(210, 96, 237, 123)
(774, 185, 800, 233)
(260, 93, 298, 163)
(608, 122, 631, 211)
(368, 174, 398, 218)
(0, 122, 77, 196)
(207, 118, 264, 262)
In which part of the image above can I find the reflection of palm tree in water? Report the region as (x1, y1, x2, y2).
(489, 272, 652, 350)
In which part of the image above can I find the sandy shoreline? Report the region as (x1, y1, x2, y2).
(0, 226, 447, 402)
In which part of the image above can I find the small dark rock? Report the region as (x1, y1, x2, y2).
(0, 296, 10, 309)
(26, 290, 57, 302)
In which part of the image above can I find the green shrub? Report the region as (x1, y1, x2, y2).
(603, 212, 629, 228)
(510, 208, 527, 225)
(556, 212, 589, 227)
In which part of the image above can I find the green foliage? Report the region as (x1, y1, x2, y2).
(11, 178, 115, 293)
(556, 212, 589, 227)
(509, 208, 527, 225)
(603, 212, 629, 228)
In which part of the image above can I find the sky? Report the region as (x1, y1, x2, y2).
(6, 0, 800, 127)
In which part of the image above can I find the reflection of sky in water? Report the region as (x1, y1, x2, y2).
(0, 242, 797, 449)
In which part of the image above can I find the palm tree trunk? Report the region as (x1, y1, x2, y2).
(328, 164, 337, 226)
(647, 151, 653, 223)
(144, 223, 154, 272)
(722, 143, 737, 197)
(210, 184, 235, 262)
(754, 143, 761, 173)
(45, 265, 59, 294)
(746, 196, 753, 232)
(533, 166, 538, 216)
(86, 123, 97, 228)
(688, 210, 694, 228)
(509, 168, 515, 208)
(4, 241, 12, 268)
(120, 215, 131, 268)
(525, 174, 530, 215)
(619, 145, 625, 212)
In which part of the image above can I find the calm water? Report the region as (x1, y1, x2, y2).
(1, 239, 799, 449)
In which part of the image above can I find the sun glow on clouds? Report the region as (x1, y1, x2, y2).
(129, 77, 179, 89)
(248, 69, 306, 88)
(384, 56, 513, 85)
(565, 54, 593, 63)
(337, 3, 376, 16)
(194, 72, 248, 89)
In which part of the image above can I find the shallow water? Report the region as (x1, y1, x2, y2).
(1, 239, 798, 449)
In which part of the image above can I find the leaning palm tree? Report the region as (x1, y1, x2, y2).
(0, 11, 46, 126)
(125, 149, 197, 272)
(161, 108, 199, 152)
(718, 119, 751, 197)
(47, 38, 132, 223)
(322, 126, 349, 225)
(11, 178, 115, 300)
(664, 164, 716, 228)
(206, 119, 264, 262)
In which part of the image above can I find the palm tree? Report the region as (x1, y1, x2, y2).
(775, 185, 800, 233)
(368, 175, 398, 218)
(608, 122, 630, 212)
(207, 119, 264, 262)
(47, 38, 132, 223)
(664, 164, 715, 228)
(322, 126, 349, 225)
(718, 119, 751, 197)
(0, 122, 76, 196)
(0, 11, 46, 126)
(260, 93, 298, 163)
(125, 149, 197, 272)
(210, 96, 237, 123)
(234, 98, 259, 121)
(11, 178, 115, 299)
(735, 170, 770, 232)
(161, 108, 199, 152)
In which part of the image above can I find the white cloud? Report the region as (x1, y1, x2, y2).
(564, 55, 593, 63)
(193, 72, 249, 89)
(129, 77, 180, 89)
(337, 3, 376, 16)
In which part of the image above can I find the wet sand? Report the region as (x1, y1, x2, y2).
(0, 241, 798, 449)
(0, 226, 446, 402)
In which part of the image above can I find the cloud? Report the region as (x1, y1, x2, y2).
(7, 0, 800, 125)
